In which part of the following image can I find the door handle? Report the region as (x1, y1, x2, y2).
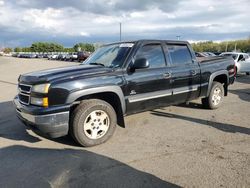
(190, 70, 197, 76)
(163, 72, 171, 79)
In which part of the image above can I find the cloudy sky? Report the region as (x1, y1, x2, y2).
(0, 0, 249, 47)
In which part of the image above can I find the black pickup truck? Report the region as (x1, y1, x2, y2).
(14, 40, 235, 146)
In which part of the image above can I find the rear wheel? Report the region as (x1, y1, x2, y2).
(246, 72, 250, 75)
(70, 99, 117, 147)
(202, 81, 224, 109)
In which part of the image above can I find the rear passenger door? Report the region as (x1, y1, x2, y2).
(166, 43, 200, 103)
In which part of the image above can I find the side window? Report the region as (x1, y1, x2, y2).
(238, 54, 244, 62)
(167, 44, 193, 66)
(135, 44, 166, 68)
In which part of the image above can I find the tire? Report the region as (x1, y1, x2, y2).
(246, 72, 250, 75)
(70, 99, 117, 147)
(201, 81, 224, 109)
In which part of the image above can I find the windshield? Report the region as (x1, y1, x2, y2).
(221, 53, 238, 60)
(83, 43, 134, 68)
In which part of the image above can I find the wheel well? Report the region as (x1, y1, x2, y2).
(71, 92, 125, 127)
(213, 74, 228, 96)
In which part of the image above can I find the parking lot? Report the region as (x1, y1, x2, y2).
(0, 56, 249, 187)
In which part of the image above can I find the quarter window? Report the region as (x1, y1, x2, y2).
(167, 44, 193, 66)
(135, 44, 166, 68)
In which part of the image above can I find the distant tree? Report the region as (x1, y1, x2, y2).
(22, 47, 31, 52)
(84, 43, 95, 52)
(30, 42, 64, 52)
(14, 47, 22, 52)
(3, 48, 13, 54)
(93, 43, 103, 50)
(64, 48, 75, 53)
(191, 39, 250, 53)
(73, 43, 95, 52)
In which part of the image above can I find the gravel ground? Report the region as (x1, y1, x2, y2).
(0, 56, 249, 188)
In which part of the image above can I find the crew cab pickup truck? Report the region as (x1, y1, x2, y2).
(14, 40, 235, 147)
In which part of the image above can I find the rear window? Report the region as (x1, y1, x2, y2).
(167, 44, 193, 66)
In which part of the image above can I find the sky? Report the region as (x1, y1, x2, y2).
(0, 0, 249, 47)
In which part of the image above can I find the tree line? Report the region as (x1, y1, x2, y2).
(2, 39, 250, 54)
(5, 42, 95, 53)
(191, 39, 250, 53)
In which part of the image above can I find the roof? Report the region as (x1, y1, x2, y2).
(104, 39, 190, 46)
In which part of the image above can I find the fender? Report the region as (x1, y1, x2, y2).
(66, 85, 126, 114)
(206, 70, 229, 97)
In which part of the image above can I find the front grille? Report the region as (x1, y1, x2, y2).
(18, 93, 30, 105)
(18, 84, 32, 105)
(19, 83, 32, 93)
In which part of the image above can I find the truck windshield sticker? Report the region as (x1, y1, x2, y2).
(119, 43, 134, 48)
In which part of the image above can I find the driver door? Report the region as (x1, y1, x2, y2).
(124, 42, 172, 114)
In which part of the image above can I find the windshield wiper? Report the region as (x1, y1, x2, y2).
(89, 62, 105, 67)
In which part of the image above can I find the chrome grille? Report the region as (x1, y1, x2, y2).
(18, 83, 32, 105)
(19, 83, 32, 93)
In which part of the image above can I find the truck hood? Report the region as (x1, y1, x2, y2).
(19, 64, 112, 84)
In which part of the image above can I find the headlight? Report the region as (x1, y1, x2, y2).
(30, 97, 49, 107)
(32, 83, 50, 94)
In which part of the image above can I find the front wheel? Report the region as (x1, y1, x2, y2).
(70, 99, 117, 147)
(202, 81, 224, 109)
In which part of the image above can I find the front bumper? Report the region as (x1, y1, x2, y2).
(13, 96, 70, 138)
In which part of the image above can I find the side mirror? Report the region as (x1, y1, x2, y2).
(131, 58, 149, 70)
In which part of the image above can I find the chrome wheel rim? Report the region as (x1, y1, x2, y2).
(212, 87, 222, 106)
(83, 110, 110, 139)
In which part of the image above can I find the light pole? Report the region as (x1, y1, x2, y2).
(119, 22, 122, 41)
(234, 43, 237, 52)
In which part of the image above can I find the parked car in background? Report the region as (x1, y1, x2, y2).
(77, 51, 90, 62)
(64, 52, 77, 61)
(19, 53, 37, 58)
(214, 52, 221, 56)
(42, 54, 48, 58)
(12, 53, 18, 57)
(57, 54, 66, 61)
(70, 52, 78, 61)
(195, 52, 207, 57)
(203, 52, 216, 57)
(220, 52, 250, 75)
(36, 54, 44, 58)
(65, 53, 72, 61)
(48, 54, 59, 60)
